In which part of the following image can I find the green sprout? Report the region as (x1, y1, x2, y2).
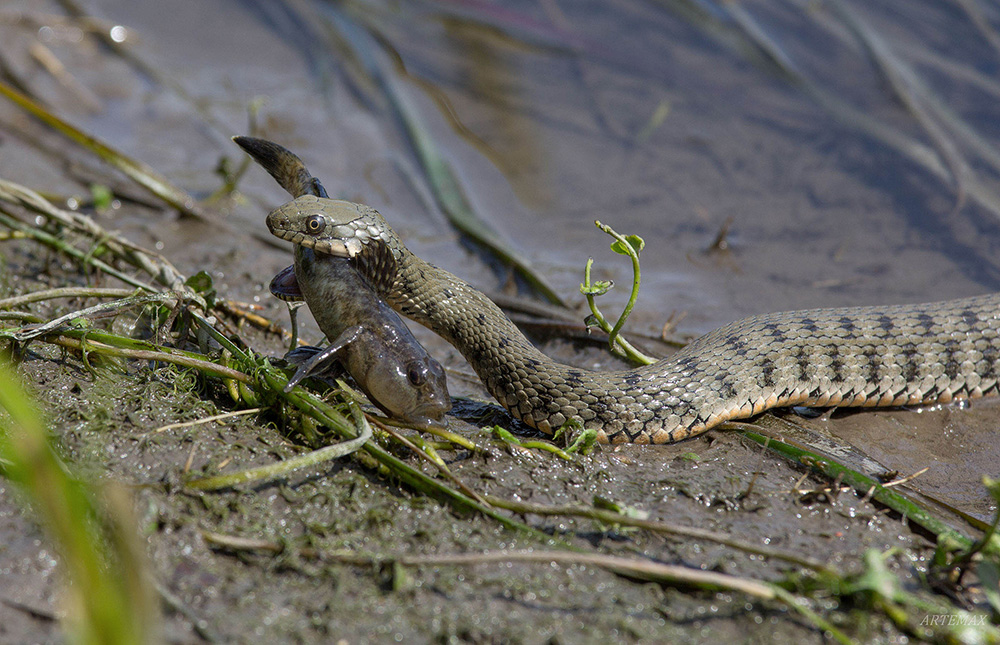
(580, 220, 656, 365)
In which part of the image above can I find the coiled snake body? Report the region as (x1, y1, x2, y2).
(268, 195, 1000, 444)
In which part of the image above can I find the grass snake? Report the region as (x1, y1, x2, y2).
(266, 194, 1000, 444)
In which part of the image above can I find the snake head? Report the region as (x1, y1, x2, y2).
(266, 195, 401, 296)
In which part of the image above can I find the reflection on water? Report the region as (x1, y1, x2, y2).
(437, 15, 549, 208)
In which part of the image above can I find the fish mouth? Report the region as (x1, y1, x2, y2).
(313, 236, 359, 258)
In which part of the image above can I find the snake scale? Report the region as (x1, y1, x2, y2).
(267, 194, 1000, 444)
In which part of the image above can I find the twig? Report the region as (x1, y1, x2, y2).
(152, 408, 262, 434)
(0, 286, 138, 309)
(484, 495, 835, 575)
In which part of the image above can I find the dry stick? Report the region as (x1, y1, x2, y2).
(216, 300, 296, 342)
(404, 551, 776, 594)
(152, 408, 262, 434)
(197, 530, 773, 595)
(0, 286, 138, 309)
(12, 293, 173, 342)
(50, 335, 252, 383)
(484, 495, 834, 575)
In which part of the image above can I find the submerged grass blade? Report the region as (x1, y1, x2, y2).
(0, 79, 207, 220)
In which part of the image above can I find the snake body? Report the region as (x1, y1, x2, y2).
(267, 194, 1000, 444)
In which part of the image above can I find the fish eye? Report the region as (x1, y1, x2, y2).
(406, 363, 425, 386)
(305, 215, 326, 235)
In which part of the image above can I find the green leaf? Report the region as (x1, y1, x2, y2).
(89, 183, 113, 211)
(185, 271, 213, 294)
(610, 235, 644, 256)
(593, 496, 648, 520)
(580, 280, 613, 296)
(593, 496, 622, 513)
(490, 425, 521, 445)
(185, 271, 217, 308)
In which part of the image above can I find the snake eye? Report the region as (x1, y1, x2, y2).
(406, 363, 425, 387)
(304, 215, 326, 235)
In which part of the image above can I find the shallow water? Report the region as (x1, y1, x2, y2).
(2, 0, 999, 641)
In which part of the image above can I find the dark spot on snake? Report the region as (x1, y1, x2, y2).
(800, 318, 819, 332)
(476, 313, 487, 325)
(940, 338, 962, 381)
(982, 345, 999, 380)
(759, 358, 776, 388)
(761, 322, 787, 342)
(861, 345, 880, 383)
(624, 373, 641, 387)
(838, 316, 856, 332)
(442, 288, 455, 299)
(675, 355, 698, 371)
(877, 315, 894, 332)
(724, 335, 750, 357)
(796, 346, 811, 380)
(828, 344, 845, 383)
(961, 309, 980, 329)
(900, 345, 919, 384)
(916, 313, 935, 333)
(719, 381, 737, 399)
